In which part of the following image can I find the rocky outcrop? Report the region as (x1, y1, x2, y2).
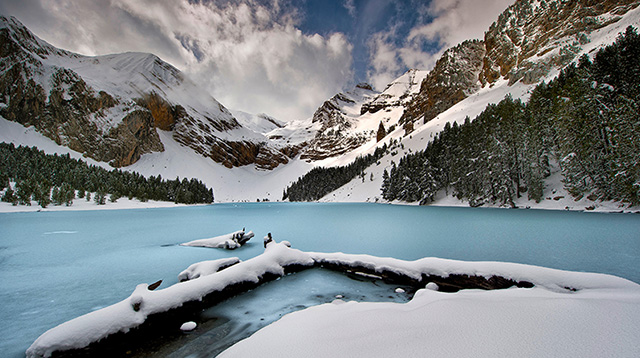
(0, 16, 164, 167)
(301, 85, 376, 161)
(104, 110, 164, 167)
(361, 70, 426, 115)
(401, 40, 485, 124)
(480, 0, 640, 86)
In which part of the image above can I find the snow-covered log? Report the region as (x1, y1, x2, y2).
(181, 230, 254, 249)
(178, 257, 241, 282)
(26, 244, 640, 358)
(26, 243, 313, 358)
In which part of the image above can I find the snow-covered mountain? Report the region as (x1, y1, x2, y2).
(2, 0, 640, 205)
(0, 15, 296, 170)
(312, 0, 640, 210)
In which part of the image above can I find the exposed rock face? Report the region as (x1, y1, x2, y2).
(401, 40, 485, 124)
(0, 16, 165, 167)
(301, 85, 377, 161)
(182, 138, 298, 170)
(401, 0, 640, 126)
(480, 0, 640, 86)
(361, 70, 427, 115)
(105, 110, 164, 167)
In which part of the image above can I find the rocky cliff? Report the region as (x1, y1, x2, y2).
(0, 16, 299, 170)
(401, 40, 485, 124)
(402, 0, 640, 127)
(481, 0, 640, 86)
(301, 83, 377, 161)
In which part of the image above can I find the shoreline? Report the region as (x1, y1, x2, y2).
(0, 198, 206, 213)
(2, 199, 638, 214)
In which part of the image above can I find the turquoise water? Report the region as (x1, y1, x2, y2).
(1, 203, 639, 357)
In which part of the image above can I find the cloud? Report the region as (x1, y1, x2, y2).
(0, 0, 353, 122)
(366, 0, 514, 90)
(343, 0, 356, 18)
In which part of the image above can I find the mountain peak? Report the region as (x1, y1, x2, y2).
(0, 15, 76, 59)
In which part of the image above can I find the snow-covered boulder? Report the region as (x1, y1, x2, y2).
(180, 321, 197, 332)
(181, 230, 254, 249)
(178, 257, 241, 282)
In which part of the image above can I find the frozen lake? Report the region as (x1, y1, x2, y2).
(1, 203, 639, 357)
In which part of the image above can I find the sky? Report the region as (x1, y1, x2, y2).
(0, 0, 514, 122)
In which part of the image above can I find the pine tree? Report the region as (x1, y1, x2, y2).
(59, 183, 74, 206)
(381, 169, 391, 199)
(376, 121, 386, 142)
(15, 180, 33, 206)
(94, 190, 106, 205)
(2, 186, 18, 205)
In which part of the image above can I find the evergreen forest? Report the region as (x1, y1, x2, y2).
(284, 146, 387, 201)
(383, 26, 640, 207)
(0, 143, 214, 207)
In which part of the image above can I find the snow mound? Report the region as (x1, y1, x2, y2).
(221, 253, 640, 358)
(221, 283, 640, 358)
(179, 321, 197, 332)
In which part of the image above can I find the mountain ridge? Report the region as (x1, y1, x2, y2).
(0, 15, 300, 170)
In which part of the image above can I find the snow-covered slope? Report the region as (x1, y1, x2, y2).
(360, 69, 428, 115)
(315, 3, 640, 211)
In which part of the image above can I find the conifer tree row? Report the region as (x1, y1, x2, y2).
(284, 145, 387, 201)
(0, 143, 214, 206)
(382, 26, 640, 207)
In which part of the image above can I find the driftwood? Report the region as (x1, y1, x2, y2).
(43, 258, 536, 357)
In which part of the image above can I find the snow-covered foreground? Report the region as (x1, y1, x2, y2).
(26, 242, 640, 358)
(221, 281, 640, 357)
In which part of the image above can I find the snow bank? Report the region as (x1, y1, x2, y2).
(26, 244, 640, 358)
(222, 252, 640, 358)
(220, 284, 640, 358)
(181, 230, 254, 249)
(311, 252, 639, 293)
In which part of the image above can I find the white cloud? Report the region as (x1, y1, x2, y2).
(0, 0, 353, 122)
(367, 0, 514, 90)
(367, 31, 403, 90)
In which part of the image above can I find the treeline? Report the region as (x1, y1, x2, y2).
(0, 143, 214, 207)
(383, 26, 640, 207)
(284, 146, 387, 201)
